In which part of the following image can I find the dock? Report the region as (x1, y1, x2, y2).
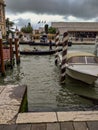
(0, 85, 98, 130)
(0, 85, 27, 124)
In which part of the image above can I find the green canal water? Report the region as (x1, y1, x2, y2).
(0, 44, 98, 112)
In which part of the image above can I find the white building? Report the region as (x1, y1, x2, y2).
(52, 22, 98, 39)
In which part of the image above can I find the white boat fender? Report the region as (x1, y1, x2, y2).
(65, 64, 68, 67)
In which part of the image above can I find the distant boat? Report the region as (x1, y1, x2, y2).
(19, 48, 62, 55)
(29, 41, 56, 46)
(19, 41, 72, 46)
(3, 40, 72, 46)
(57, 51, 98, 85)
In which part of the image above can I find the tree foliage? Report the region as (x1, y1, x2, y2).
(48, 26, 56, 34)
(6, 18, 15, 37)
(44, 24, 48, 34)
(6, 18, 14, 29)
(21, 22, 33, 33)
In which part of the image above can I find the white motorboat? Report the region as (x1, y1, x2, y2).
(57, 51, 98, 85)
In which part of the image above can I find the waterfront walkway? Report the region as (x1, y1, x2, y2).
(0, 118, 98, 130)
(0, 85, 27, 124)
(0, 85, 98, 130)
(0, 122, 97, 130)
(14, 111, 98, 130)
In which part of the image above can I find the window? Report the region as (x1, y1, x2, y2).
(68, 56, 85, 63)
(87, 57, 98, 63)
(68, 56, 98, 64)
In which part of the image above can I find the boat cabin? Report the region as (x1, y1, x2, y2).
(67, 52, 98, 64)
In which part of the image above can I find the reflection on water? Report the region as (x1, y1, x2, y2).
(0, 45, 98, 112)
(0, 65, 24, 85)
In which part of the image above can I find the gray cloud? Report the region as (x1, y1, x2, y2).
(12, 18, 33, 29)
(14, 18, 31, 27)
(5, 0, 98, 20)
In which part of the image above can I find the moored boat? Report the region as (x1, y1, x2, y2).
(19, 48, 62, 55)
(29, 41, 72, 46)
(29, 41, 56, 46)
(18, 41, 72, 46)
(57, 51, 98, 85)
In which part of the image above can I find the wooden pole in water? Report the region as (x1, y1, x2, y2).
(55, 30, 60, 65)
(94, 36, 98, 56)
(8, 33, 13, 68)
(0, 31, 5, 75)
(60, 31, 69, 84)
(14, 33, 20, 64)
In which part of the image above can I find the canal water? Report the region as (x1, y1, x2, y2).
(0, 44, 98, 112)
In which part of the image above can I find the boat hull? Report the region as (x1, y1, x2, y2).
(18, 41, 72, 46)
(29, 42, 56, 46)
(29, 42, 72, 46)
(19, 49, 62, 55)
(66, 65, 98, 85)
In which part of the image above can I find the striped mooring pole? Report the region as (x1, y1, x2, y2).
(0, 31, 5, 75)
(8, 33, 14, 68)
(94, 36, 98, 56)
(60, 31, 69, 84)
(55, 30, 60, 65)
(14, 32, 20, 64)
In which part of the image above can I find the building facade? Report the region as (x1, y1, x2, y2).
(52, 22, 98, 40)
(0, 0, 6, 36)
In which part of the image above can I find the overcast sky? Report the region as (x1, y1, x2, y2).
(5, 0, 98, 29)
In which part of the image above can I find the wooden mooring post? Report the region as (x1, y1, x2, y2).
(60, 31, 69, 84)
(8, 33, 14, 69)
(55, 30, 60, 65)
(0, 31, 5, 75)
(14, 32, 20, 64)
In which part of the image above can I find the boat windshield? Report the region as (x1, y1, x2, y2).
(68, 56, 98, 64)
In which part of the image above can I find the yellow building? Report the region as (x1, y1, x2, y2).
(0, 0, 6, 36)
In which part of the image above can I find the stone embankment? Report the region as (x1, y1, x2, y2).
(0, 85, 98, 130)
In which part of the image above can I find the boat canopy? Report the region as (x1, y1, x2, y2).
(67, 51, 95, 60)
